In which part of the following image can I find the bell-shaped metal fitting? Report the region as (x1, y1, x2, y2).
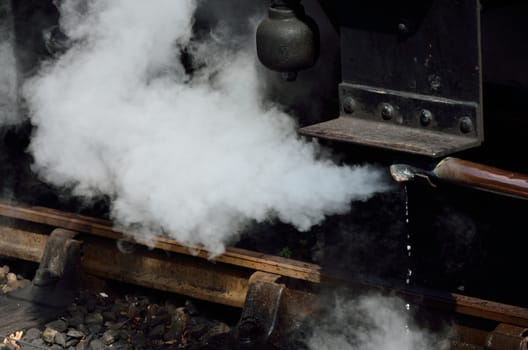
(256, 2, 319, 75)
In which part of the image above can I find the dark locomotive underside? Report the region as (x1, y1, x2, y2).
(1, 0, 528, 330)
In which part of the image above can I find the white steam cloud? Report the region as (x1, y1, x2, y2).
(0, 1, 18, 125)
(22, 0, 389, 255)
(308, 294, 448, 350)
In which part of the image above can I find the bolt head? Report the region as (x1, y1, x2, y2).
(398, 22, 409, 34)
(420, 109, 433, 126)
(459, 116, 473, 134)
(381, 103, 394, 120)
(342, 96, 357, 114)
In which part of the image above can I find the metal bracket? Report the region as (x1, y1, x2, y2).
(0, 229, 81, 334)
(235, 272, 284, 349)
(196, 271, 317, 350)
(299, 0, 483, 157)
(300, 83, 482, 157)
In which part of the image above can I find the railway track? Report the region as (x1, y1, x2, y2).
(0, 201, 527, 349)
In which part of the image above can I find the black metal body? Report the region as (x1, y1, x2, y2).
(256, 1, 319, 79)
(300, 0, 484, 157)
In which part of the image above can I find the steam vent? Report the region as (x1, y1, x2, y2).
(1, 1, 528, 349)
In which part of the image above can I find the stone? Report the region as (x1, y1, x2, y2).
(185, 300, 199, 316)
(67, 329, 85, 339)
(5, 273, 16, 283)
(2, 279, 30, 293)
(54, 331, 67, 347)
(76, 323, 90, 335)
(163, 324, 182, 341)
(200, 321, 231, 341)
(42, 327, 58, 344)
(67, 312, 85, 327)
(87, 324, 102, 335)
(30, 338, 46, 347)
(109, 340, 129, 350)
(65, 337, 81, 347)
(118, 329, 130, 342)
(101, 311, 117, 322)
(46, 319, 69, 332)
(76, 340, 89, 350)
(89, 338, 106, 350)
(147, 324, 165, 339)
(130, 331, 146, 347)
(102, 329, 119, 345)
(85, 313, 104, 325)
(22, 327, 41, 341)
(188, 317, 211, 339)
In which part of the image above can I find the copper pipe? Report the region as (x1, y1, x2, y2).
(390, 157, 528, 199)
(433, 157, 528, 199)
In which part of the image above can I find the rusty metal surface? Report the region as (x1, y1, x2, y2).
(397, 285, 528, 329)
(486, 323, 528, 350)
(82, 235, 252, 308)
(0, 223, 48, 262)
(299, 117, 481, 157)
(434, 157, 528, 199)
(449, 324, 488, 350)
(236, 272, 284, 347)
(0, 202, 321, 283)
(0, 224, 251, 308)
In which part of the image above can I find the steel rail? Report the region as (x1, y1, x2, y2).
(0, 202, 321, 283)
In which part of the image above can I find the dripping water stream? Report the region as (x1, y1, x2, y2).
(404, 185, 413, 333)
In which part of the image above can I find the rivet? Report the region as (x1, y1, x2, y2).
(397, 22, 409, 35)
(381, 103, 394, 120)
(420, 109, 433, 126)
(459, 116, 473, 134)
(342, 96, 357, 114)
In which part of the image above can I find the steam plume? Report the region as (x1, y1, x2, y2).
(308, 294, 448, 350)
(0, 1, 18, 125)
(21, 0, 389, 255)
